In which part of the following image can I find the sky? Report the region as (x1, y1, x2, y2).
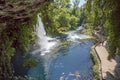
(71, 0, 86, 7)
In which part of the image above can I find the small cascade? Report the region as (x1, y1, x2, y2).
(65, 26, 92, 42)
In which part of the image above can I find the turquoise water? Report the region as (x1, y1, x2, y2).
(27, 63, 45, 80)
(27, 40, 94, 80)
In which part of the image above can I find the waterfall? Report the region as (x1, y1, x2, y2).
(29, 15, 92, 80)
(33, 17, 91, 55)
(33, 14, 58, 56)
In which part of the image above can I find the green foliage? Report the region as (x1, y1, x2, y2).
(82, 23, 93, 35)
(72, 0, 81, 17)
(103, 0, 120, 58)
(0, 12, 38, 79)
(0, 31, 15, 62)
(0, 29, 15, 79)
(23, 58, 39, 68)
(70, 15, 79, 29)
(84, 0, 120, 58)
(39, 0, 80, 36)
(14, 14, 37, 56)
(90, 46, 101, 80)
(16, 24, 32, 56)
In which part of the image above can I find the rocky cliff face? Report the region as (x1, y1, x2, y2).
(0, 0, 47, 34)
(0, 0, 45, 22)
(0, 0, 48, 79)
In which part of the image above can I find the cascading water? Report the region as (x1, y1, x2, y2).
(29, 15, 59, 80)
(28, 14, 94, 80)
(33, 14, 58, 56)
(66, 26, 91, 42)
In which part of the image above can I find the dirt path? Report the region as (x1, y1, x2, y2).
(95, 43, 117, 79)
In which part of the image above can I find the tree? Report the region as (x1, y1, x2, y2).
(40, 0, 80, 36)
(84, 0, 120, 58)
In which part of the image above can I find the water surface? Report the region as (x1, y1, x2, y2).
(49, 40, 94, 80)
(27, 15, 94, 80)
(27, 40, 94, 80)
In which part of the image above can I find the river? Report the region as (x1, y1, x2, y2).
(27, 15, 94, 80)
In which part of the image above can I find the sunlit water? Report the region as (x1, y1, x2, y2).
(49, 41, 94, 80)
(27, 15, 94, 80)
(32, 15, 58, 56)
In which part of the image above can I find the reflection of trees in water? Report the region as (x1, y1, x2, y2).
(57, 42, 72, 56)
(58, 40, 94, 56)
(58, 42, 81, 56)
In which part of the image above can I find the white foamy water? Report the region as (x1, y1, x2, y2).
(32, 14, 58, 56)
(30, 14, 59, 79)
(66, 26, 91, 42)
(30, 16, 92, 80)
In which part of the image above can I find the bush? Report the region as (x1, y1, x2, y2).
(23, 58, 39, 68)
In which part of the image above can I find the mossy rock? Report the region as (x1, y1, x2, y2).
(23, 58, 39, 68)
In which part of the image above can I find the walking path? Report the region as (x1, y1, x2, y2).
(95, 43, 117, 79)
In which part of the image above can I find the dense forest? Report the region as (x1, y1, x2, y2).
(40, 0, 120, 58)
(84, 0, 120, 59)
(39, 0, 81, 36)
(0, 0, 120, 80)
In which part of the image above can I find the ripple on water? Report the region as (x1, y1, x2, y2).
(48, 40, 94, 80)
